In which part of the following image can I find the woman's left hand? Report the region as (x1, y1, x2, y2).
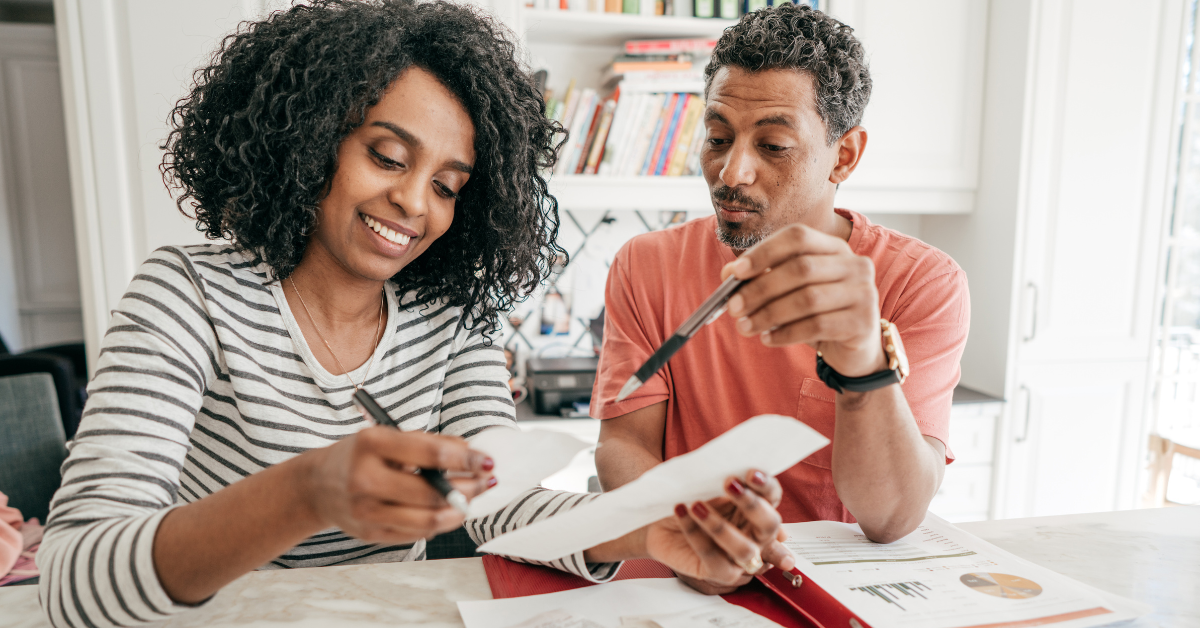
(644, 469, 795, 595)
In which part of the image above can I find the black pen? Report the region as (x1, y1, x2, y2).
(615, 275, 747, 402)
(351, 388, 470, 515)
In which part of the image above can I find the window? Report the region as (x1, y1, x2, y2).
(1153, 0, 1200, 505)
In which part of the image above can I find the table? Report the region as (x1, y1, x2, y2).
(2, 507, 1196, 627)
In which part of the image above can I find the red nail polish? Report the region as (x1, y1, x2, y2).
(752, 471, 767, 486)
(486, 477, 498, 488)
(691, 502, 710, 519)
(674, 504, 688, 518)
(727, 479, 745, 496)
(481, 457, 495, 471)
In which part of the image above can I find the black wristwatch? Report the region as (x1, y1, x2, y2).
(815, 319, 910, 394)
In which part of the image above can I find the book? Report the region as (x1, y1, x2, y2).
(575, 101, 606, 174)
(638, 0, 655, 15)
(555, 89, 597, 176)
(743, 0, 767, 12)
(605, 0, 621, 11)
(622, 0, 638, 12)
(556, 79, 578, 125)
(652, 94, 688, 175)
(621, 93, 664, 176)
(694, 0, 715, 18)
(666, 95, 704, 176)
(640, 93, 678, 175)
(682, 108, 708, 175)
(584, 99, 617, 175)
(624, 38, 717, 56)
(611, 59, 693, 73)
(597, 93, 637, 176)
(718, 0, 738, 17)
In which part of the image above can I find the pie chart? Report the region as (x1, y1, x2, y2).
(960, 572, 1043, 599)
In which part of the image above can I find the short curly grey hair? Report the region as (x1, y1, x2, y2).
(704, 4, 872, 145)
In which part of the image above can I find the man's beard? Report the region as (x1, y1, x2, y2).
(715, 221, 769, 250)
(712, 184, 770, 250)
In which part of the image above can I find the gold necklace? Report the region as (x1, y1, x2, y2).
(288, 276, 385, 390)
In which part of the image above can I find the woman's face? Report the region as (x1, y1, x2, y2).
(310, 66, 476, 282)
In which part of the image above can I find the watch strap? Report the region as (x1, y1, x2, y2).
(815, 353, 901, 393)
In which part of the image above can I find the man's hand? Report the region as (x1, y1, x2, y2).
(722, 224, 884, 378)
(645, 470, 795, 595)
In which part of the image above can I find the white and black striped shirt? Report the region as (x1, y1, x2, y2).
(37, 245, 617, 628)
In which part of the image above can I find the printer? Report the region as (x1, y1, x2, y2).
(526, 357, 598, 416)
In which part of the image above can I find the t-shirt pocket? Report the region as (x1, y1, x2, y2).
(796, 377, 837, 469)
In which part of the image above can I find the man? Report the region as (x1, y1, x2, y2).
(591, 3, 970, 590)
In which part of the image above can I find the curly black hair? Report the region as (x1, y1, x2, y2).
(161, 0, 566, 335)
(705, 4, 871, 145)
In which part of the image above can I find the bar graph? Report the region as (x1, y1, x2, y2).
(850, 581, 932, 611)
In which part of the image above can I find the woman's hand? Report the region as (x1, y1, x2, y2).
(301, 427, 495, 544)
(644, 469, 794, 595)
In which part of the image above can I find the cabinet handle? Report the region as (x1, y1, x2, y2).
(1015, 385, 1032, 443)
(1023, 282, 1038, 342)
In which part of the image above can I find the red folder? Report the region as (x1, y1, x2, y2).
(481, 555, 871, 628)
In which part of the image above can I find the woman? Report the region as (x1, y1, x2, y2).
(37, 2, 793, 626)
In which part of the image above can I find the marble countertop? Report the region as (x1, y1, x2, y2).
(2, 507, 1195, 628)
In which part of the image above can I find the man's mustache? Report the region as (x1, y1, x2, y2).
(712, 185, 767, 213)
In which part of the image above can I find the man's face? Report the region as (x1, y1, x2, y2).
(700, 66, 846, 250)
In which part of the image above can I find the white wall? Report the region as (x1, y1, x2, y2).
(53, 0, 281, 371)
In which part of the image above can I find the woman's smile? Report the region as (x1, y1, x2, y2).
(359, 211, 416, 257)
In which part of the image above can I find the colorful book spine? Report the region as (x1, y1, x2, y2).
(622, 94, 664, 176)
(605, 0, 622, 11)
(598, 93, 635, 176)
(653, 94, 688, 175)
(555, 89, 596, 176)
(580, 100, 612, 174)
(622, 0, 638, 12)
(625, 38, 717, 55)
(640, 94, 677, 175)
(616, 94, 653, 176)
(717, 0, 737, 17)
(666, 96, 704, 176)
(694, 0, 715, 18)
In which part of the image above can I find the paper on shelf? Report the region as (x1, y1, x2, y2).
(466, 427, 591, 519)
(476, 415, 828, 562)
(458, 578, 765, 628)
(780, 513, 1152, 628)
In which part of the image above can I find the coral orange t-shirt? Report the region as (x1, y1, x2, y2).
(591, 210, 970, 524)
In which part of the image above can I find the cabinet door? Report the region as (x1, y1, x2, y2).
(826, 0, 986, 211)
(995, 361, 1147, 519)
(1015, 0, 1177, 363)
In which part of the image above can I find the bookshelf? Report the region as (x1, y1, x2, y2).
(521, 9, 735, 46)
(505, 0, 987, 215)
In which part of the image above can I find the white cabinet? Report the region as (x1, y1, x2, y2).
(990, 0, 1180, 518)
(1015, 0, 1174, 365)
(996, 361, 1148, 518)
(930, 400, 1001, 523)
(827, 0, 987, 213)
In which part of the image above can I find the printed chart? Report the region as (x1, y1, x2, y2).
(960, 573, 1044, 599)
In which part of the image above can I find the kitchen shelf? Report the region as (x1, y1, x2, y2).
(521, 8, 736, 46)
(547, 175, 975, 214)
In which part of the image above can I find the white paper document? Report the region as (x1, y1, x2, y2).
(466, 427, 591, 518)
(476, 415, 829, 561)
(457, 579, 783, 628)
(782, 513, 1151, 628)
